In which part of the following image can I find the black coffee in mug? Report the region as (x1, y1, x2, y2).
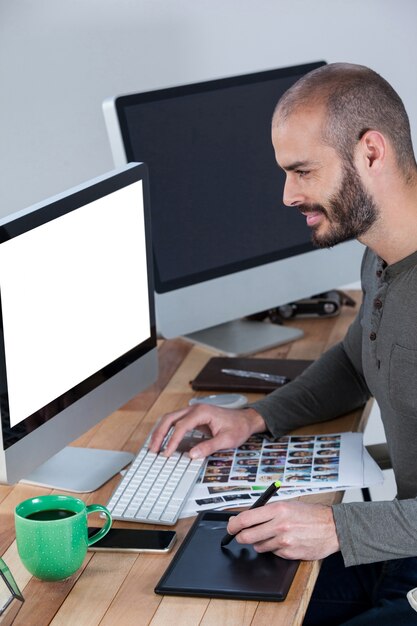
(26, 509, 77, 521)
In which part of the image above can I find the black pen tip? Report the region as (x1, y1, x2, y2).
(221, 534, 234, 547)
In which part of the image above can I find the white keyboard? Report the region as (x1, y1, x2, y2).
(105, 430, 206, 525)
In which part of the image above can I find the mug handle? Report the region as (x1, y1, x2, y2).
(86, 504, 112, 546)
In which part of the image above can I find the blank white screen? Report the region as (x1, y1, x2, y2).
(0, 180, 150, 427)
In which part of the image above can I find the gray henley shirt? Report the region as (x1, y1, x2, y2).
(250, 246, 417, 567)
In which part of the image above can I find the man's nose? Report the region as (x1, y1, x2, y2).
(283, 177, 304, 207)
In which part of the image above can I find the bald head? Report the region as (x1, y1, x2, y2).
(273, 63, 416, 179)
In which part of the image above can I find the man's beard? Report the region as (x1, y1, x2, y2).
(300, 165, 379, 248)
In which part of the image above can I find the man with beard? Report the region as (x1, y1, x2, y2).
(150, 63, 417, 624)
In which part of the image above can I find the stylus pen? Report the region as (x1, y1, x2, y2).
(220, 480, 282, 547)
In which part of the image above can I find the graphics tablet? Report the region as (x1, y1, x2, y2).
(155, 511, 299, 602)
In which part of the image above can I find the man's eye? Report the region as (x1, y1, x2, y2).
(296, 170, 309, 178)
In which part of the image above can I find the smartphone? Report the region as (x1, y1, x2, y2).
(407, 587, 417, 612)
(87, 527, 177, 553)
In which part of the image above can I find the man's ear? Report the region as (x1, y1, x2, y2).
(355, 130, 386, 175)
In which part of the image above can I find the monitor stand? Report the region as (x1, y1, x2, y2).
(20, 446, 134, 493)
(185, 319, 303, 356)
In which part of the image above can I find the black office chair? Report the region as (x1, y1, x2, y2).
(362, 442, 392, 501)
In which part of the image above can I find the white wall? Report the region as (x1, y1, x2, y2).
(1, 0, 417, 215)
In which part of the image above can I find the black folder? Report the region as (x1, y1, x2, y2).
(155, 511, 299, 602)
(191, 357, 313, 393)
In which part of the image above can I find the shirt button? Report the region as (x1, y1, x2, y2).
(370, 332, 377, 341)
(373, 298, 383, 309)
(376, 270, 383, 277)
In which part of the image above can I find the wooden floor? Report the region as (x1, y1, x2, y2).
(0, 291, 371, 625)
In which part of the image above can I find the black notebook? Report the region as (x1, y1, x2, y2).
(191, 357, 313, 393)
(155, 511, 299, 602)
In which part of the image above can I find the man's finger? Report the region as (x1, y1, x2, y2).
(149, 408, 190, 452)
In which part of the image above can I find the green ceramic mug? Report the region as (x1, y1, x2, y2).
(15, 494, 112, 581)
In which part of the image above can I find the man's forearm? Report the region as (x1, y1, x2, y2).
(333, 498, 417, 566)
(249, 341, 370, 438)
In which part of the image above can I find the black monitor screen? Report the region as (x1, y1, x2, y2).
(115, 61, 325, 293)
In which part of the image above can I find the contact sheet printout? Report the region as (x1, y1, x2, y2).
(180, 432, 383, 518)
(201, 432, 362, 487)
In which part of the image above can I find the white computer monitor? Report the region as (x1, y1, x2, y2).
(0, 162, 158, 491)
(103, 62, 364, 356)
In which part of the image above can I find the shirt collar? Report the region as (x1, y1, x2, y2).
(382, 249, 417, 281)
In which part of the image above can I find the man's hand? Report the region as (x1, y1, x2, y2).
(149, 404, 266, 459)
(226, 500, 340, 561)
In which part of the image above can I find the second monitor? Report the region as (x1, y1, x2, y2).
(103, 61, 364, 355)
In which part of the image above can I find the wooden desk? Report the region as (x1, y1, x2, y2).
(0, 291, 371, 626)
